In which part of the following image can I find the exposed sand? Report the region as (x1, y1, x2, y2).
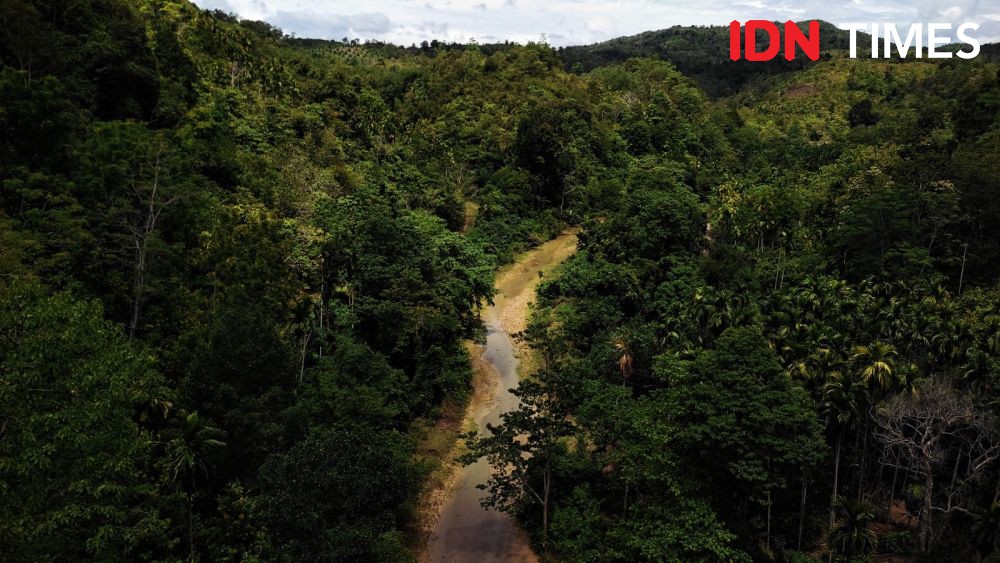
(496, 228, 581, 336)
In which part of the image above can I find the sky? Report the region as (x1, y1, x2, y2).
(190, 0, 1000, 47)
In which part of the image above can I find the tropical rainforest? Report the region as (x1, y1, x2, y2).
(2, 1, 1000, 561)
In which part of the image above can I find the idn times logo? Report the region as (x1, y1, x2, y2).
(729, 20, 981, 61)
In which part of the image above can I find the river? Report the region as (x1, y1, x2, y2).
(425, 230, 579, 563)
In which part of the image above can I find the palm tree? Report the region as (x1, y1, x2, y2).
(984, 316, 1000, 355)
(851, 341, 898, 391)
(963, 348, 997, 395)
(612, 337, 633, 385)
(828, 497, 877, 559)
(850, 342, 899, 501)
(971, 502, 1000, 559)
(163, 411, 226, 561)
(823, 371, 867, 527)
(788, 330, 840, 392)
(931, 301, 970, 363)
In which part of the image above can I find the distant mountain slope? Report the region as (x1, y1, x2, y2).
(557, 21, 862, 97)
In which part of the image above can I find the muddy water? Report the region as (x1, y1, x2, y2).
(426, 230, 579, 563)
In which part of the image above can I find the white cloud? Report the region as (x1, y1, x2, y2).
(940, 5, 964, 19)
(190, 0, 1000, 46)
(586, 16, 614, 34)
(269, 11, 393, 39)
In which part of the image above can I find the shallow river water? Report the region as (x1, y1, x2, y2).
(426, 231, 579, 563)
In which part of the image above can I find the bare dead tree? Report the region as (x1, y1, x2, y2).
(875, 379, 1000, 553)
(444, 152, 475, 200)
(0, 1, 43, 84)
(125, 138, 178, 340)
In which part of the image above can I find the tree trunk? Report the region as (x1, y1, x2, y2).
(129, 235, 147, 341)
(950, 446, 963, 499)
(318, 275, 326, 358)
(188, 494, 195, 560)
(542, 455, 551, 550)
(766, 490, 772, 552)
(919, 464, 934, 554)
(799, 477, 807, 550)
(299, 330, 311, 384)
(958, 243, 969, 296)
(187, 487, 195, 561)
(128, 148, 168, 341)
(830, 429, 843, 528)
(858, 418, 869, 502)
(889, 460, 900, 512)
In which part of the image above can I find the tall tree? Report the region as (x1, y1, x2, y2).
(875, 379, 1000, 553)
(463, 376, 575, 548)
(822, 370, 867, 527)
(0, 282, 171, 559)
(162, 411, 225, 561)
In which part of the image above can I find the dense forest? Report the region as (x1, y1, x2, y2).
(1, 1, 1000, 561)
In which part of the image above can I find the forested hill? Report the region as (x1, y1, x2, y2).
(558, 21, 861, 96)
(3, 1, 1000, 562)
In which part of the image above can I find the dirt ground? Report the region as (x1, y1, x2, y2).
(496, 228, 581, 374)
